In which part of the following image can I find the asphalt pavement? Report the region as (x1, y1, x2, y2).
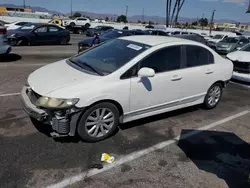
(1, 34, 250, 188)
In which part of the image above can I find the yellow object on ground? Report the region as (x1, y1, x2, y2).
(101, 153, 115, 164)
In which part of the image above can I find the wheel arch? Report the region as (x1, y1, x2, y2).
(85, 99, 124, 117)
(212, 80, 227, 88)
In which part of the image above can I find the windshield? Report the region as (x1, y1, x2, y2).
(221, 37, 239, 43)
(240, 43, 250, 52)
(18, 24, 37, 30)
(70, 39, 151, 75)
(213, 35, 223, 39)
(102, 30, 130, 39)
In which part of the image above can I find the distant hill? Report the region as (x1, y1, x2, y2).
(0, 4, 248, 24)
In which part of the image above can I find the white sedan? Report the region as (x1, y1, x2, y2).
(21, 36, 233, 142)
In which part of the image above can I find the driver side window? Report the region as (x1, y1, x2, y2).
(34, 26, 47, 33)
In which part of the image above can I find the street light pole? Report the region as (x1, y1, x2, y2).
(209, 9, 215, 35)
(71, 0, 73, 17)
(23, 0, 26, 8)
(202, 13, 204, 30)
(125, 5, 128, 18)
(142, 8, 144, 22)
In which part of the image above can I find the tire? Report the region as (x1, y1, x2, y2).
(203, 83, 223, 109)
(70, 22, 75, 27)
(77, 102, 119, 142)
(85, 23, 90, 28)
(59, 37, 68, 45)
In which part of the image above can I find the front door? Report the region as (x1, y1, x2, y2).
(32, 26, 49, 44)
(129, 45, 185, 114)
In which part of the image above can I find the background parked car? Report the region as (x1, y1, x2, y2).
(7, 24, 70, 46)
(86, 26, 114, 37)
(144, 30, 169, 36)
(0, 26, 11, 55)
(215, 36, 249, 54)
(78, 29, 135, 53)
(207, 34, 229, 48)
(227, 43, 250, 83)
(173, 34, 208, 45)
(4, 21, 31, 30)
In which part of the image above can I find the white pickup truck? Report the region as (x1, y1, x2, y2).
(63, 17, 91, 28)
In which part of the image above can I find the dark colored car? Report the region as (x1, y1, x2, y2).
(7, 23, 70, 46)
(144, 30, 169, 36)
(173, 34, 208, 45)
(86, 26, 114, 37)
(78, 29, 135, 53)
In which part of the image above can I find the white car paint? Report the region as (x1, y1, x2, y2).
(227, 50, 250, 83)
(26, 36, 233, 123)
(4, 21, 26, 30)
(226, 50, 250, 62)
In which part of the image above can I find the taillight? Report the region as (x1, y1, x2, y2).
(0, 28, 6, 34)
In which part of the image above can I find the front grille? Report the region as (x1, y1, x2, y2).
(233, 61, 250, 73)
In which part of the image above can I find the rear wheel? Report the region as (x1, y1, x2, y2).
(203, 83, 223, 109)
(77, 102, 119, 142)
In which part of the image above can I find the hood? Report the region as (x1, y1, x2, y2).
(28, 59, 100, 96)
(226, 50, 250, 62)
(216, 42, 235, 47)
(208, 38, 221, 43)
(78, 36, 109, 45)
(7, 29, 30, 36)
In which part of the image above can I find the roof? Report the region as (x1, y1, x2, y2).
(120, 35, 199, 46)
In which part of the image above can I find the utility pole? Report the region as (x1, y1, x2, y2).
(23, 0, 26, 8)
(125, 5, 128, 19)
(70, 0, 73, 17)
(142, 8, 144, 22)
(166, 0, 169, 27)
(209, 9, 215, 35)
(202, 13, 204, 30)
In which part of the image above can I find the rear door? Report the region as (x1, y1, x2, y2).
(178, 45, 216, 102)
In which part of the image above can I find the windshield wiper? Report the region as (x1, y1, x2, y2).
(70, 59, 104, 76)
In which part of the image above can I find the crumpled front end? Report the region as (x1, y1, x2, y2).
(21, 85, 82, 137)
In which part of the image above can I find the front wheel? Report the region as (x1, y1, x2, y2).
(77, 102, 119, 142)
(203, 83, 223, 109)
(59, 37, 68, 45)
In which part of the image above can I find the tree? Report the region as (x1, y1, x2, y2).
(142, 21, 147, 24)
(116, 15, 127, 23)
(192, 21, 198, 26)
(105, 17, 109, 22)
(73, 12, 81, 18)
(185, 22, 188, 27)
(137, 20, 142, 23)
(199, 18, 208, 27)
(166, 0, 186, 27)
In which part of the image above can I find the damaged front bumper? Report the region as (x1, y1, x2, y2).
(21, 86, 82, 137)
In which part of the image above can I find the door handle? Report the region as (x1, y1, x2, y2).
(171, 75, 182, 81)
(205, 70, 214, 74)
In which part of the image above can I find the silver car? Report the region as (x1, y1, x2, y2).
(0, 26, 11, 55)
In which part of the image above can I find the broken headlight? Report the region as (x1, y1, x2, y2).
(35, 96, 79, 109)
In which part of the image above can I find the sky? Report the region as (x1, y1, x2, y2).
(1, 0, 250, 22)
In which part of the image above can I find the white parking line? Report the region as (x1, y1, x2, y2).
(0, 93, 21, 97)
(44, 110, 250, 188)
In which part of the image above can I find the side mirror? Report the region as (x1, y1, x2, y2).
(138, 67, 155, 78)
